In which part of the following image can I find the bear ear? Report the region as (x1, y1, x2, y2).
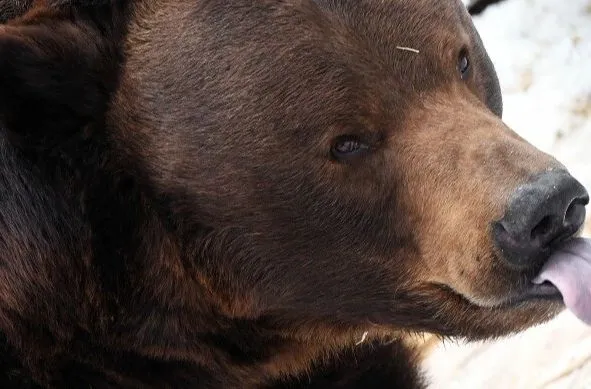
(0, 4, 120, 148)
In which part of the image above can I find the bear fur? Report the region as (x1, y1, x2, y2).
(0, 1, 573, 388)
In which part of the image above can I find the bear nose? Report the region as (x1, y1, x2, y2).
(493, 170, 589, 269)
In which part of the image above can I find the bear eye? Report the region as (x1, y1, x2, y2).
(330, 135, 369, 161)
(458, 50, 470, 80)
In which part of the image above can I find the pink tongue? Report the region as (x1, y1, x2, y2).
(534, 238, 591, 325)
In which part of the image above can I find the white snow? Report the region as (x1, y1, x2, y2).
(425, 0, 591, 387)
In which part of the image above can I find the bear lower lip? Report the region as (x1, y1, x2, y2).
(503, 281, 563, 306)
(524, 281, 563, 300)
(431, 282, 562, 309)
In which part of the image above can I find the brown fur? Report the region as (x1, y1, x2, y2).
(0, 1, 579, 388)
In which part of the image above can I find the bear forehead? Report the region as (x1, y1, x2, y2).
(128, 0, 472, 72)
(122, 0, 476, 128)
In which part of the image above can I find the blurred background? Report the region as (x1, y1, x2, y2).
(425, 0, 591, 387)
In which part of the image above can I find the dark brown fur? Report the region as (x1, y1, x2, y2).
(0, 1, 572, 388)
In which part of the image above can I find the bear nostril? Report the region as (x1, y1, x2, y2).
(530, 215, 553, 242)
(564, 197, 588, 229)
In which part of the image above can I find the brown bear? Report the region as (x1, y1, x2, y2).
(0, 0, 588, 388)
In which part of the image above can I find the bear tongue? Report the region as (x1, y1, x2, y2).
(533, 238, 591, 325)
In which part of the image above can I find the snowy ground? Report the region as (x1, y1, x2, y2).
(424, 0, 591, 387)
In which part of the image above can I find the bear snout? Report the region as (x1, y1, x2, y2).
(493, 169, 589, 270)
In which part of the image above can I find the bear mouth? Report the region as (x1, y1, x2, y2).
(471, 270, 564, 309)
(531, 238, 591, 325)
(450, 238, 591, 316)
(503, 281, 563, 307)
(431, 280, 563, 310)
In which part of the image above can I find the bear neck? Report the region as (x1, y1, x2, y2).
(84, 172, 346, 387)
(0, 162, 340, 387)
